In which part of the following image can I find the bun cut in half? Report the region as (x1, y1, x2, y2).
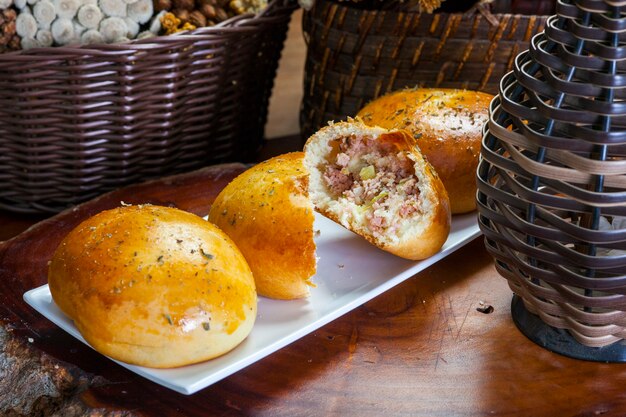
(357, 88, 493, 214)
(304, 120, 451, 261)
(209, 152, 317, 300)
(48, 204, 257, 368)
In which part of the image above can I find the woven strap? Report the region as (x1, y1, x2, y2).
(471, 0, 501, 26)
(477, 0, 626, 348)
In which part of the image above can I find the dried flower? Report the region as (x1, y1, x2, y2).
(417, 0, 442, 12)
(153, 0, 171, 11)
(171, 0, 193, 10)
(172, 7, 188, 21)
(179, 20, 193, 30)
(198, 1, 215, 18)
(136, 28, 153, 38)
(229, 0, 266, 14)
(124, 15, 138, 35)
(149, 9, 165, 32)
(21, 36, 41, 48)
(0, 9, 21, 52)
(54, 0, 80, 19)
(6, 0, 272, 51)
(73, 19, 85, 35)
(214, 4, 228, 20)
(2, 8, 16, 29)
(188, 9, 205, 26)
(16, 12, 37, 38)
(298, 0, 446, 12)
(99, 15, 127, 41)
(160, 11, 199, 33)
(50, 16, 75, 44)
(80, 27, 103, 43)
(159, 10, 179, 33)
(77, 4, 102, 28)
(35, 28, 53, 45)
(98, 0, 126, 17)
(33, 0, 56, 28)
(127, 0, 152, 23)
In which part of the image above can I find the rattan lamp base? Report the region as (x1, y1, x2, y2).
(511, 296, 626, 363)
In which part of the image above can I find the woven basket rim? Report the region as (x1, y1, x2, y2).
(0, 0, 297, 58)
(309, 0, 553, 20)
(0, 0, 297, 214)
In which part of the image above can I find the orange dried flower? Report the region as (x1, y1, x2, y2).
(160, 11, 197, 33)
(160, 12, 181, 34)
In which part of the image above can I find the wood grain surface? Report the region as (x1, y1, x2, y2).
(2, 160, 626, 416)
(2, 7, 626, 417)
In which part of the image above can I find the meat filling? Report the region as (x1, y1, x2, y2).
(323, 134, 421, 237)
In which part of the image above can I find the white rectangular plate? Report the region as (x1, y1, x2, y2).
(24, 212, 480, 395)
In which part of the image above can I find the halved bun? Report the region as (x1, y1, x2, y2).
(304, 120, 451, 261)
(48, 204, 257, 368)
(357, 88, 493, 214)
(208, 152, 316, 300)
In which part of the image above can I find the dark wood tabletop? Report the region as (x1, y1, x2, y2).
(2, 134, 626, 417)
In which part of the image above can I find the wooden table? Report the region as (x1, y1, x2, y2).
(2, 11, 626, 417)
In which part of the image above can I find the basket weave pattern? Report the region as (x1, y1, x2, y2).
(477, 0, 626, 348)
(300, 1, 548, 138)
(0, 0, 296, 214)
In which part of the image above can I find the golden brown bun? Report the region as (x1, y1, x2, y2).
(48, 205, 256, 368)
(304, 120, 451, 261)
(208, 152, 317, 300)
(357, 88, 493, 214)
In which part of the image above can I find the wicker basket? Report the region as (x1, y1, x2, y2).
(300, 0, 551, 138)
(0, 0, 297, 214)
(477, 0, 626, 360)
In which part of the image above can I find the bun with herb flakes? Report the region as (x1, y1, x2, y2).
(357, 88, 493, 214)
(208, 152, 317, 300)
(48, 204, 256, 368)
(304, 120, 450, 261)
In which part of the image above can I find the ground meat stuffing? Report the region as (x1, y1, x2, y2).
(323, 134, 422, 236)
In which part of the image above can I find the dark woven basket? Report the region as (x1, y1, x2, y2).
(0, 0, 297, 214)
(300, 0, 551, 138)
(477, 0, 626, 360)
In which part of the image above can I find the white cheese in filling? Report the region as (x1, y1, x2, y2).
(320, 133, 426, 243)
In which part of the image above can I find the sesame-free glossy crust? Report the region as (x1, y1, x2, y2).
(209, 153, 317, 300)
(48, 204, 257, 368)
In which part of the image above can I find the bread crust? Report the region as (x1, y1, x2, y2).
(208, 152, 317, 300)
(357, 88, 493, 214)
(304, 120, 451, 261)
(48, 204, 256, 368)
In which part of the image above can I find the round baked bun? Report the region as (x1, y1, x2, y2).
(357, 88, 493, 214)
(304, 120, 451, 261)
(48, 204, 257, 368)
(208, 152, 316, 300)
